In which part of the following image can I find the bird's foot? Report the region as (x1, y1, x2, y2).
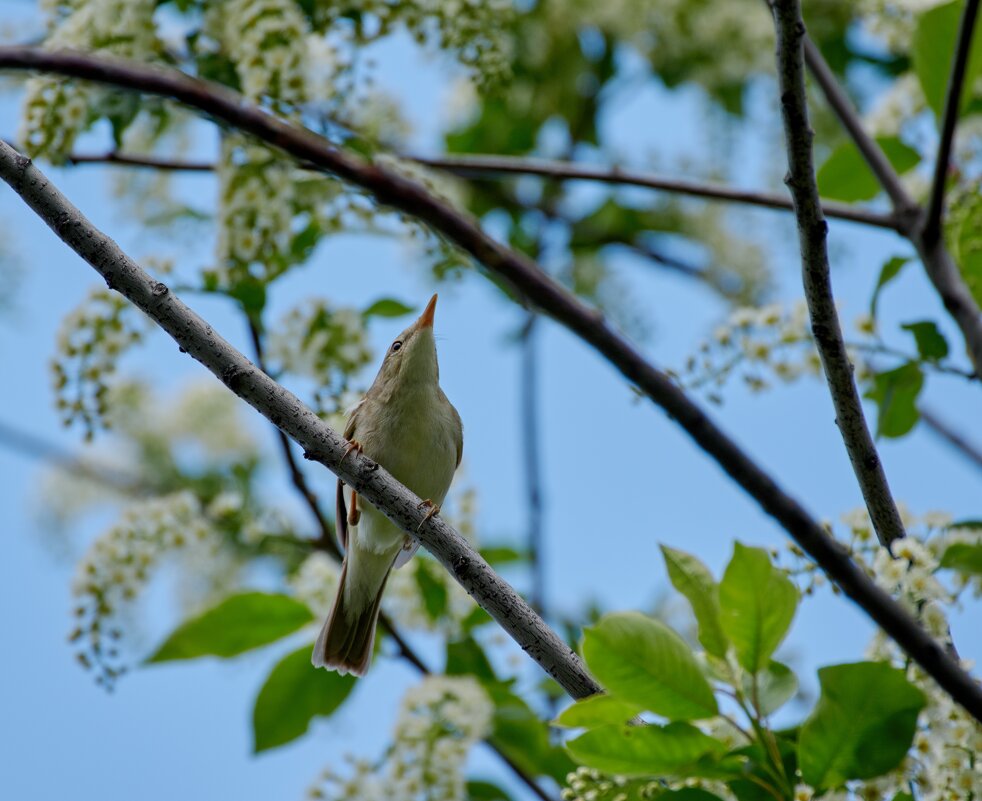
(348, 491, 361, 527)
(340, 439, 363, 465)
(416, 499, 441, 531)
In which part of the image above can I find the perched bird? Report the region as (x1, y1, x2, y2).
(312, 294, 462, 675)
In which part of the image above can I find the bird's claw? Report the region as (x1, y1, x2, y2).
(340, 439, 363, 465)
(416, 499, 440, 531)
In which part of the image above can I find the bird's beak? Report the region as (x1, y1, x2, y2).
(417, 293, 438, 330)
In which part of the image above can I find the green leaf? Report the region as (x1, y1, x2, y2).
(863, 363, 924, 438)
(554, 694, 644, 728)
(363, 298, 415, 318)
(949, 519, 982, 529)
(939, 542, 982, 574)
(566, 722, 725, 776)
(661, 545, 729, 658)
(902, 321, 949, 361)
(799, 662, 926, 789)
(227, 279, 267, 317)
(252, 644, 357, 752)
(147, 592, 313, 662)
(582, 612, 718, 720)
(742, 660, 799, 716)
(446, 636, 497, 682)
(913, 1, 982, 120)
(486, 682, 575, 783)
(870, 256, 910, 319)
(414, 559, 449, 621)
(479, 546, 530, 565)
(466, 780, 514, 801)
(817, 137, 920, 202)
(718, 544, 798, 674)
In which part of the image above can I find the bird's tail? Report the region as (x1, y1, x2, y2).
(312, 548, 394, 676)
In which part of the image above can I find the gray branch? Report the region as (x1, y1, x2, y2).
(772, 1, 907, 547)
(0, 140, 602, 702)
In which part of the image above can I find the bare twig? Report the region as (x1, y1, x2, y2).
(921, 406, 982, 471)
(772, 0, 907, 547)
(924, 0, 982, 244)
(4, 136, 981, 720)
(0, 418, 144, 493)
(54, 146, 903, 231)
(799, 36, 982, 381)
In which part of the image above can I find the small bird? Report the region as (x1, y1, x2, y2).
(312, 293, 462, 675)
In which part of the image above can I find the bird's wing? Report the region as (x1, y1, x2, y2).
(451, 401, 464, 468)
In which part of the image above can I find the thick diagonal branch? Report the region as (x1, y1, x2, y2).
(772, 1, 907, 548)
(3, 138, 981, 720)
(800, 37, 982, 379)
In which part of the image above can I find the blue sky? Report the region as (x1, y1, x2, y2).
(1, 8, 981, 801)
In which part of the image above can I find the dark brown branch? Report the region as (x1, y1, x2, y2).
(923, 0, 982, 244)
(3, 136, 981, 722)
(921, 406, 982, 472)
(800, 36, 982, 382)
(55, 146, 903, 231)
(243, 321, 554, 801)
(772, 1, 907, 548)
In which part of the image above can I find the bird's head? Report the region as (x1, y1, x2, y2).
(370, 293, 441, 395)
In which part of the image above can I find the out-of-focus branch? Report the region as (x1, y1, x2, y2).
(923, 0, 982, 244)
(921, 406, 982, 472)
(772, 0, 907, 547)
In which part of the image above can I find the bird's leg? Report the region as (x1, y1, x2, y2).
(416, 499, 441, 531)
(348, 491, 361, 527)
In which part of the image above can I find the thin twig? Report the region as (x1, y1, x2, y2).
(244, 320, 554, 801)
(799, 35, 982, 382)
(920, 406, 982, 471)
(53, 146, 903, 231)
(4, 137, 981, 722)
(772, 0, 907, 547)
(923, 0, 982, 244)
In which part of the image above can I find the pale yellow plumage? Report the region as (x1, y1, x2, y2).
(312, 294, 462, 675)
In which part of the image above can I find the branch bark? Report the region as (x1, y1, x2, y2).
(3, 140, 981, 723)
(921, 406, 982, 472)
(800, 36, 982, 379)
(771, 0, 907, 548)
(924, 0, 981, 245)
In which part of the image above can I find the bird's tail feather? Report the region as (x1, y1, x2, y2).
(312, 553, 394, 676)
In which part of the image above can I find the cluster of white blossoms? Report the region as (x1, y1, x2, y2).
(51, 287, 148, 440)
(20, 0, 159, 161)
(787, 508, 982, 801)
(858, 0, 949, 52)
(267, 299, 374, 397)
(672, 301, 831, 401)
(69, 491, 219, 688)
(205, 0, 311, 108)
(289, 552, 342, 619)
(307, 675, 493, 801)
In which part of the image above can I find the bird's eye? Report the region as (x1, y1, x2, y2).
(391, 340, 403, 352)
